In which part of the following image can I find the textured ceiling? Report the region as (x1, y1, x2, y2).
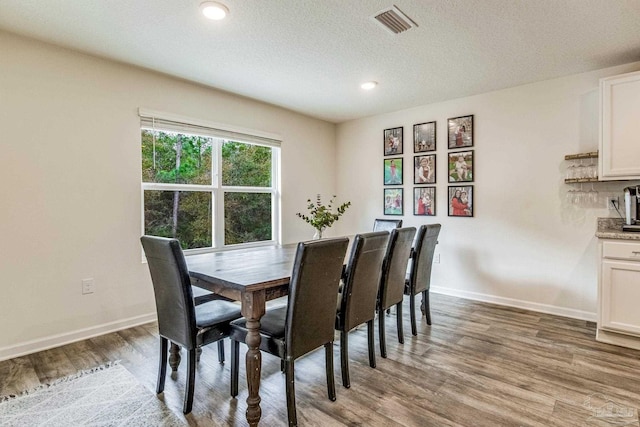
(0, 0, 639, 123)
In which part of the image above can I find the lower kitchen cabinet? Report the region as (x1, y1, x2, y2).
(597, 239, 640, 348)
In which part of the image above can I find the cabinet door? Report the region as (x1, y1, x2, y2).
(600, 259, 640, 335)
(599, 70, 640, 180)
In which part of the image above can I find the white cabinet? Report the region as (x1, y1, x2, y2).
(599, 70, 640, 180)
(598, 240, 640, 339)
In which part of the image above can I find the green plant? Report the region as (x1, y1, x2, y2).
(296, 194, 351, 232)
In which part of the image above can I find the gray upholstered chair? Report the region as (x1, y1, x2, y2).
(140, 235, 242, 414)
(229, 237, 349, 427)
(373, 218, 403, 232)
(404, 224, 441, 335)
(176, 286, 230, 367)
(377, 227, 416, 357)
(336, 231, 389, 388)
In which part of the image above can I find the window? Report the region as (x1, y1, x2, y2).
(140, 111, 280, 251)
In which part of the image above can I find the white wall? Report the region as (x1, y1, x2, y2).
(3, 30, 639, 361)
(0, 32, 336, 359)
(335, 62, 640, 320)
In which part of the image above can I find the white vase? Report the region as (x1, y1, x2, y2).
(313, 228, 325, 240)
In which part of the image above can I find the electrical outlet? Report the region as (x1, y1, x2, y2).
(82, 278, 95, 295)
(434, 253, 440, 264)
(608, 196, 620, 210)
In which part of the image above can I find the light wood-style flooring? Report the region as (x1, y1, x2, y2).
(2, 293, 640, 426)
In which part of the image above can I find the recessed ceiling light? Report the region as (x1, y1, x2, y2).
(200, 1, 229, 20)
(361, 81, 378, 90)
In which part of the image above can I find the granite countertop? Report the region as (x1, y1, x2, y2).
(596, 217, 640, 240)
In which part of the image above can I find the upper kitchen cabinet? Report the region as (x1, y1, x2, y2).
(599, 70, 640, 180)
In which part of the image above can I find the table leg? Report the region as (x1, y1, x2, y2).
(169, 342, 181, 371)
(242, 290, 266, 426)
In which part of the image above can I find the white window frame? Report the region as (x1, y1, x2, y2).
(139, 109, 281, 254)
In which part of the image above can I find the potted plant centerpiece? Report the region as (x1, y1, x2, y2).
(296, 194, 351, 239)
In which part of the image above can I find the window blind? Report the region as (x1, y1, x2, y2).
(139, 110, 281, 148)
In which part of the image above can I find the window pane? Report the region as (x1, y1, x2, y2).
(224, 192, 272, 245)
(142, 130, 213, 184)
(144, 190, 212, 249)
(222, 141, 272, 187)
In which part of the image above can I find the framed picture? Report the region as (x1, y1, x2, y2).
(413, 154, 436, 184)
(414, 187, 436, 216)
(448, 150, 473, 182)
(447, 115, 473, 149)
(384, 127, 403, 156)
(383, 157, 403, 185)
(384, 188, 403, 215)
(413, 121, 436, 152)
(448, 185, 473, 217)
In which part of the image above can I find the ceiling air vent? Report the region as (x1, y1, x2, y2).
(373, 5, 418, 35)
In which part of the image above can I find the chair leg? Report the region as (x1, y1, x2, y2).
(423, 291, 432, 325)
(230, 340, 239, 397)
(410, 293, 417, 336)
(367, 320, 376, 368)
(183, 349, 197, 414)
(324, 343, 336, 401)
(196, 347, 202, 363)
(281, 359, 285, 373)
(396, 302, 404, 344)
(218, 340, 225, 364)
(340, 330, 350, 388)
(169, 342, 181, 371)
(157, 337, 168, 394)
(378, 308, 387, 358)
(285, 359, 297, 427)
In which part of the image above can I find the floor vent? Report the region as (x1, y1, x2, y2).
(372, 5, 418, 34)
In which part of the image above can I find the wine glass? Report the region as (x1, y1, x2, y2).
(566, 161, 577, 180)
(588, 157, 598, 179)
(566, 186, 576, 204)
(586, 183, 598, 206)
(575, 184, 585, 204)
(575, 159, 586, 180)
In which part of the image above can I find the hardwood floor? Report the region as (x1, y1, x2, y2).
(2, 293, 640, 426)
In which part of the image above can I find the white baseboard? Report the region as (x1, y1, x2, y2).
(0, 312, 157, 362)
(0, 289, 596, 362)
(596, 328, 640, 351)
(430, 286, 597, 322)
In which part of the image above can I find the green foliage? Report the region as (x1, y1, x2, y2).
(222, 141, 271, 187)
(296, 194, 351, 232)
(143, 190, 212, 249)
(224, 193, 272, 245)
(221, 141, 272, 245)
(141, 130, 273, 249)
(142, 130, 213, 184)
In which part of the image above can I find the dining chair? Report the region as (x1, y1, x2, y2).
(229, 237, 349, 427)
(336, 231, 389, 388)
(372, 218, 403, 232)
(404, 224, 441, 335)
(140, 235, 243, 414)
(373, 217, 403, 316)
(166, 255, 233, 371)
(377, 227, 416, 358)
(174, 286, 230, 367)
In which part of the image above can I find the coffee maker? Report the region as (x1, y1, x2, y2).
(623, 186, 640, 232)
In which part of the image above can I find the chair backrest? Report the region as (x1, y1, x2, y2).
(373, 218, 403, 232)
(140, 235, 197, 350)
(379, 227, 416, 310)
(408, 224, 441, 294)
(285, 238, 349, 360)
(339, 231, 390, 331)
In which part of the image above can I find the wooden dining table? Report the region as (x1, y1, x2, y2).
(185, 243, 301, 427)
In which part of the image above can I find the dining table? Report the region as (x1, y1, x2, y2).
(185, 243, 303, 426)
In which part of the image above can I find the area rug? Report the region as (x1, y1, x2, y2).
(0, 363, 186, 426)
